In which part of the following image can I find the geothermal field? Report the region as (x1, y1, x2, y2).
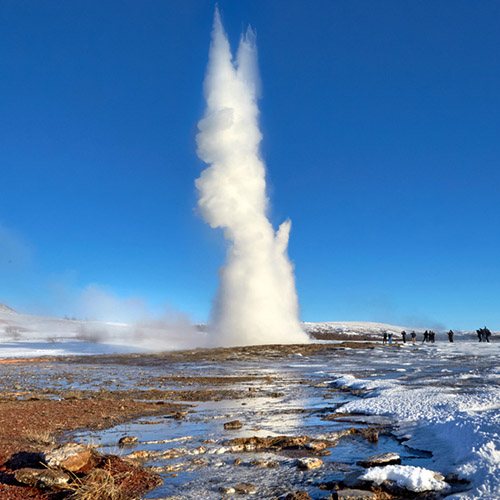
(1, 305, 499, 499)
(2, 4, 499, 500)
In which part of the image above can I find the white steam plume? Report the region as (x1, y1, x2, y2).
(195, 9, 309, 346)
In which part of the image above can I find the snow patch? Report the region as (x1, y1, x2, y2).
(361, 465, 448, 492)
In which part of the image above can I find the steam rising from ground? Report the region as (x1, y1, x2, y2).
(0, 286, 206, 352)
(73, 285, 205, 350)
(195, 9, 309, 346)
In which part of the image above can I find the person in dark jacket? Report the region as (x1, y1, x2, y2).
(448, 330, 454, 343)
(477, 328, 483, 342)
(401, 330, 407, 343)
(484, 327, 492, 343)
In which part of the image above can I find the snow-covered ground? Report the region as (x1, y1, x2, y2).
(2, 303, 500, 497)
(303, 320, 479, 342)
(0, 303, 204, 357)
(0, 303, 483, 358)
(303, 320, 409, 337)
(330, 342, 500, 499)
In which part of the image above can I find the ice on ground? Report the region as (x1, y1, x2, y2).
(2, 304, 500, 498)
(332, 342, 500, 499)
(361, 464, 448, 492)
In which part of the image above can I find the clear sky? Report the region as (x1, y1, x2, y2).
(1, 0, 499, 330)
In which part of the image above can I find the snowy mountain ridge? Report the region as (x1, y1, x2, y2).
(0, 304, 482, 346)
(0, 303, 16, 314)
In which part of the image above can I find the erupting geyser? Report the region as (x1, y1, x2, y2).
(195, 8, 309, 346)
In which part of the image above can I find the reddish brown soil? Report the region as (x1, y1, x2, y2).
(0, 395, 183, 499)
(0, 342, 378, 499)
(0, 358, 54, 365)
(0, 398, 183, 459)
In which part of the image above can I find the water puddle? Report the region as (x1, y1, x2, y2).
(68, 353, 434, 499)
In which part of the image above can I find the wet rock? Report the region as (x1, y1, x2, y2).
(126, 449, 150, 460)
(150, 463, 185, 473)
(377, 470, 447, 497)
(15, 467, 70, 489)
(282, 491, 313, 500)
(433, 472, 446, 482)
(316, 449, 332, 456)
(365, 431, 378, 443)
(234, 482, 256, 494)
(190, 445, 207, 455)
(224, 420, 243, 430)
(225, 435, 329, 452)
(269, 392, 284, 398)
(173, 411, 188, 420)
(341, 472, 373, 490)
(250, 459, 267, 467)
(250, 459, 279, 468)
(295, 457, 323, 470)
(44, 442, 91, 472)
(209, 446, 229, 454)
(357, 452, 401, 468)
(380, 479, 414, 497)
(118, 435, 138, 446)
(219, 486, 236, 494)
(336, 489, 377, 500)
(328, 427, 380, 444)
(306, 441, 327, 452)
(160, 446, 196, 459)
(190, 457, 208, 466)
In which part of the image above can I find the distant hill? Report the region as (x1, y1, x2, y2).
(0, 304, 486, 347)
(304, 321, 410, 340)
(302, 321, 475, 341)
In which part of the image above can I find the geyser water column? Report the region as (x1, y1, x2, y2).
(195, 9, 309, 347)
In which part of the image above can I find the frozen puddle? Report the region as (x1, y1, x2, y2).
(69, 351, 441, 499)
(5, 341, 498, 497)
(8, 341, 489, 498)
(73, 403, 430, 499)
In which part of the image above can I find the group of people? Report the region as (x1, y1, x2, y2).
(421, 330, 436, 343)
(381, 327, 493, 344)
(476, 326, 492, 342)
(382, 330, 427, 344)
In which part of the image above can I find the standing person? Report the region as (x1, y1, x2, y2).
(411, 331, 416, 344)
(383, 331, 388, 344)
(485, 327, 492, 343)
(429, 331, 435, 343)
(423, 330, 429, 343)
(388, 333, 393, 344)
(401, 330, 407, 343)
(448, 330, 454, 343)
(477, 328, 483, 342)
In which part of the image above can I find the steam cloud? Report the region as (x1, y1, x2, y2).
(73, 285, 205, 350)
(195, 9, 309, 346)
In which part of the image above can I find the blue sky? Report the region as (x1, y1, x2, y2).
(1, 0, 499, 330)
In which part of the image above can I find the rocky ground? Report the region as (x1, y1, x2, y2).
(0, 343, 466, 499)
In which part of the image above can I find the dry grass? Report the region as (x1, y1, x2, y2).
(25, 429, 55, 447)
(68, 469, 125, 500)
